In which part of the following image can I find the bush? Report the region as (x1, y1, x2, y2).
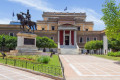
(37, 56, 50, 63)
(108, 52, 120, 57)
(85, 40, 103, 50)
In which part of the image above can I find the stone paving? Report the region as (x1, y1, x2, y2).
(0, 64, 53, 80)
(60, 55, 120, 80)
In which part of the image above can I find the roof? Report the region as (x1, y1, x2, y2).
(42, 12, 86, 17)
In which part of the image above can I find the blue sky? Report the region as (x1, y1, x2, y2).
(0, 0, 120, 30)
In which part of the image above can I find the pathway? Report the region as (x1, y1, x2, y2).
(60, 55, 120, 80)
(0, 64, 53, 80)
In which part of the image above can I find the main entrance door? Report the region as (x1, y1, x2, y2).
(65, 36, 69, 45)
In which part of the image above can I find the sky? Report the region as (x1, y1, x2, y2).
(0, 0, 120, 31)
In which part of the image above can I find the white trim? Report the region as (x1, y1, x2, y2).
(9, 33, 14, 36)
(58, 30, 60, 43)
(69, 30, 71, 45)
(63, 30, 65, 45)
(83, 24, 85, 31)
(58, 26, 77, 30)
(47, 24, 49, 30)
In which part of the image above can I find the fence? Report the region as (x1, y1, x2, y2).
(0, 57, 62, 77)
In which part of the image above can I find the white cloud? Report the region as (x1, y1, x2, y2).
(0, 18, 11, 24)
(8, 0, 58, 12)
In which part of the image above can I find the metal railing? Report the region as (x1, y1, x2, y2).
(0, 57, 62, 77)
(58, 55, 65, 80)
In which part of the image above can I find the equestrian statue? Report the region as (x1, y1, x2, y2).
(17, 9, 37, 33)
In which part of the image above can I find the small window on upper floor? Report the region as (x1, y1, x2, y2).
(86, 37, 90, 42)
(51, 26, 55, 30)
(80, 37, 83, 43)
(50, 37, 54, 40)
(9, 33, 14, 36)
(94, 37, 97, 41)
(86, 29, 88, 31)
(78, 26, 81, 31)
(42, 28, 45, 30)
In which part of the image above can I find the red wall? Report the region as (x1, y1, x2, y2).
(65, 31, 69, 34)
(71, 31, 74, 45)
(60, 30, 63, 45)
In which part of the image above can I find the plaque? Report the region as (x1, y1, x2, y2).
(24, 38, 35, 45)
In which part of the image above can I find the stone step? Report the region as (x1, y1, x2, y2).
(60, 48, 79, 54)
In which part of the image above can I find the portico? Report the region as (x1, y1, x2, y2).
(58, 26, 77, 46)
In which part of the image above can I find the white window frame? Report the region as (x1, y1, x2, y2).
(79, 37, 83, 43)
(86, 37, 90, 42)
(51, 26, 55, 30)
(77, 26, 81, 31)
(9, 33, 14, 36)
(93, 37, 97, 41)
(41, 27, 45, 30)
(50, 37, 54, 41)
(85, 29, 88, 31)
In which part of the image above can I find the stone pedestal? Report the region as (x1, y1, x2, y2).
(16, 32, 38, 53)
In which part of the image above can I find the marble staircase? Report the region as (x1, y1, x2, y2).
(60, 45, 79, 55)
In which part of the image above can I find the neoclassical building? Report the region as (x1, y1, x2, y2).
(0, 12, 105, 54)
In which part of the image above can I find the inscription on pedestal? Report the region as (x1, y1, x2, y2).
(24, 38, 35, 45)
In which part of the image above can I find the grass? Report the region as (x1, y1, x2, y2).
(93, 54, 120, 61)
(0, 54, 62, 77)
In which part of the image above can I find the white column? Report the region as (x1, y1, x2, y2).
(74, 30, 76, 45)
(58, 30, 60, 43)
(47, 24, 49, 30)
(63, 30, 65, 45)
(69, 30, 71, 45)
(83, 24, 85, 31)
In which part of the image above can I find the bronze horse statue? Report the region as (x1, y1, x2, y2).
(17, 10, 37, 33)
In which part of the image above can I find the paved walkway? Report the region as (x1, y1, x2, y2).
(0, 64, 53, 80)
(60, 55, 120, 80)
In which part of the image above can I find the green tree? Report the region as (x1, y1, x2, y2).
(108, 39, 120, 51)
(0, 34, 17, 50)
(36, 36, 57, 49)
(101, 0, 120, 40)
(85, 40, 103, 50)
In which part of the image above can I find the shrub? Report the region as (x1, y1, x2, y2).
(108, 52, 120, 57)
(37, 56, 50, 63)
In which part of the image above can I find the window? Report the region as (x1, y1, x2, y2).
(79, 37, 83, 43)
(94, 37, 97, 40)
(51, 26, 55, 30)
(78, 26, 80, 31)
(9, 33, 14, 36)
(86, 37, 90, 42)
(86, 29, 88, 31)
(42, 28, 44, 30)
(51, 37, 54, 40)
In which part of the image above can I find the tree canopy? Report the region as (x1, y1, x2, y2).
(108, 39, 120, 51)
(0, 34, 17, 50)
(36, 36, 57, 49)
(101, 0, 120, 40)
(84, 40, 103, 50)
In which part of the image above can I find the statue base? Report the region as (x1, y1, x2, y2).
(16, 32, 38, 53)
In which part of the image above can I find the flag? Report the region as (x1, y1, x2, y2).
(13, 12, 15, 17)
(64, 7, 67, 11)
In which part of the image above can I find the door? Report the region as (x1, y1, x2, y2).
(65, 36, 69, 45)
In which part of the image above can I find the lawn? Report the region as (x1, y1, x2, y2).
(93, 54, 120, 61)
(0, 53, 62, 77)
